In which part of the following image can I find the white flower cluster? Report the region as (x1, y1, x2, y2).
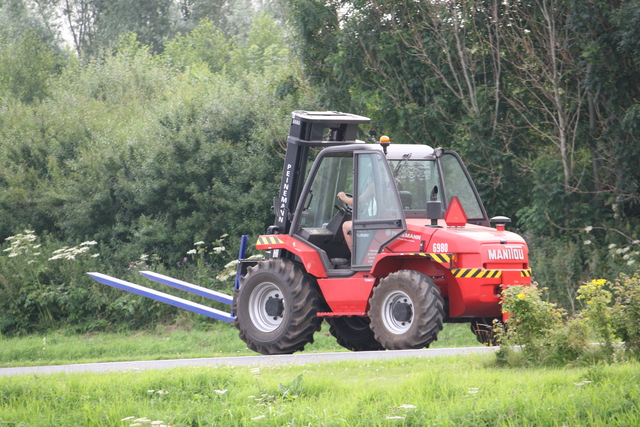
(120, 416, 170, 427)
(49, 241, 99, 261)
(216, 255, 264, 282)
(3, 230, 38, 258)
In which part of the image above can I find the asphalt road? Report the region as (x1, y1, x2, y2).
(0, 346, 497, 377)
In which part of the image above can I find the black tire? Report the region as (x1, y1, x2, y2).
(470, 318, 500, 346)
(233, 259, 322, 355)
(327, 317, 385, 351)
(368, 270, 444, 350)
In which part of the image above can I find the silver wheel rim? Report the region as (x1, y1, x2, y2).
(248, 281, 285, 333)
(382, 290, 413, 334)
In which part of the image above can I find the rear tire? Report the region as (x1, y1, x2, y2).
(233, 259, 322, 355)
(470, 318, 500, 346)
(368, 270, 444, 350)
(327, 317, 384, 351)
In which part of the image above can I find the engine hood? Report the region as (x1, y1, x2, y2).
(390, 220, 529, 268)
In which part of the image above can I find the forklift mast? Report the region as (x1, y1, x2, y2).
(271, 111, 370, 235)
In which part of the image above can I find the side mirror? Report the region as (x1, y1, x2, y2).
(427, 201, 443, 227)
(427, 186, 442, 227)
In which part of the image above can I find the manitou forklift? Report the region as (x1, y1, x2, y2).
(90, 111, 531, 355)
(233, 111, 531, 354)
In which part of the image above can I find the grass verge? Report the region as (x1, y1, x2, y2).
(1, 354, 638, 426)
(0, 322, 481, 368)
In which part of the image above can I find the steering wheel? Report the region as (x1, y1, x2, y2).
(336, 193, 353, 214)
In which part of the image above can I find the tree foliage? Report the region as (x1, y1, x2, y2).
(0, 9, 318, 334)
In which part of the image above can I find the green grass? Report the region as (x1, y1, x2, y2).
(0, 322, 481, 368)
(1, 354, 638, 426)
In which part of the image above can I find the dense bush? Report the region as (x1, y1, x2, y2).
(497, 272, 640, 366)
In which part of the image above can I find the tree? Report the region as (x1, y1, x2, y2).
(500, 0, 585, 194)
(62, 0, 175, 57)
(0, 1, 64, 102)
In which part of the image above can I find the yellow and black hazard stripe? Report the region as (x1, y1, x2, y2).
(452, 268, 503, 278)
(257, 235, 284, 246)
(520, 269, 533, 277)
(428, 253, 451, 263)
(397, 252, 451, 264)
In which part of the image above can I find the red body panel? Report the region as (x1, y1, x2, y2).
(317, 274, 376, 315)
(256, 235, 328, 278)
(256, 217, 532, 319)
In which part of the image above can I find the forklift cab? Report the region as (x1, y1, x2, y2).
(292, 145, 406, 270)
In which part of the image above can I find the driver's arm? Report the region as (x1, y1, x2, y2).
(337, 191, 353, 206)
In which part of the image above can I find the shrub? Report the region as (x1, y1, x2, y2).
(0, 231, 104, 334)
(577, 279, 615, 359)
(610, 272, 640, 358)
(498, 271, 640, 366)
(498, 283, 564, 364)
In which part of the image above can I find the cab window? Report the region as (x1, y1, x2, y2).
(440, 153, 484, 220)
(299, 154, 353, 229)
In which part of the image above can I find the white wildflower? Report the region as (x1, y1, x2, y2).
(224, 260, 239, 269)
(398, 404, 417, 409)
(386, 416, 405, 420)
(609, 243, 617, 249)
(217, 272, 234, 281)
(212, 246, 225, 254)
(584, 226, 593, 233)
(194, 241, 205, 246)
(121, 416, 135, 421)
(214, 389, 228, 394)
(584, 240, 591, 245)
(80, 240, 97, 246)
(186, 249, 197, 255)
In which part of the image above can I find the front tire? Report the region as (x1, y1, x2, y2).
(233, 259, 322, 355)
(327, 317, 384, 351)
(368, 270, 444, 350)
